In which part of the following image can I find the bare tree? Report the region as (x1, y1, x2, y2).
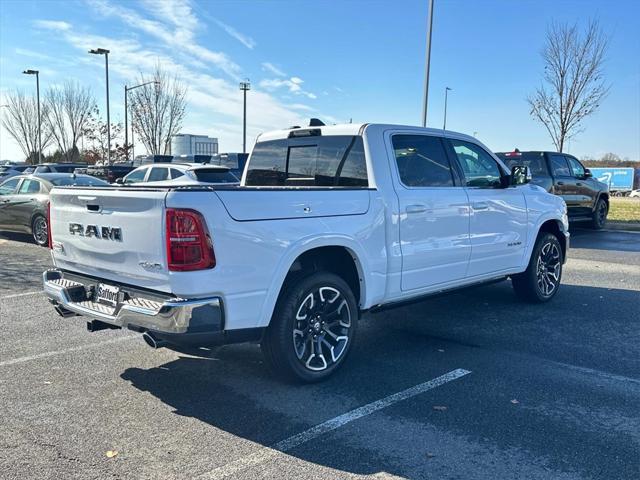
(1, 90, 53, 163)
(129, 64, 187, 155)
(82, 107, 129, 163)
(45, 81, 94, 162)
(528, 21, 609, 152)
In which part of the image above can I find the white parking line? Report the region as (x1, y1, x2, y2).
(0, 290, 42, 300)
(197, 368, 471, 480)
(0, 336, 138, 367)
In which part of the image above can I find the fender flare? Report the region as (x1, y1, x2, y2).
(256, 235, 370, 328)
(523, 215, 567, 267)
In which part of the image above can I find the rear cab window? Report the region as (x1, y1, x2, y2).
(245, 135, 368, 187)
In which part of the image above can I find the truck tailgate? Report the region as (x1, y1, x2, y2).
(49, 188, 171, 291)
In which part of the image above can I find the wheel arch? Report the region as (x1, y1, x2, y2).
(535, 219, 567, 261)
(258, 238, 369, 328)
(595, 191, 609, 210)
(29, 209, 47, 234)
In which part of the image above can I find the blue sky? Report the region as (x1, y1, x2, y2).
(0, 0, 639, 161)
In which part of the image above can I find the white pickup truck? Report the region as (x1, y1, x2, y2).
(43, 123, 569, 382)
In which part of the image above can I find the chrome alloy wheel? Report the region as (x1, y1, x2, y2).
(33, 216, 48, 245)
(293, 286, 352, 371)
(536, 241, 561, 296)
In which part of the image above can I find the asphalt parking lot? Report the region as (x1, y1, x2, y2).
(1, 228, 639, 480)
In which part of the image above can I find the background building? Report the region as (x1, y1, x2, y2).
(171, 134, 219, 156)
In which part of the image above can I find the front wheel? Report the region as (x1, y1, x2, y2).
(590, 197, 608, 229)
(32, 214, 48, 247)
(512, 233, 563, 303)
(261, 271, 358, 383)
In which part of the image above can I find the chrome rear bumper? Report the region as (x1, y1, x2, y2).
(43, 269, 223, 335)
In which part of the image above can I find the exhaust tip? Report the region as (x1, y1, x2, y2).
(142, 332, 166, 349)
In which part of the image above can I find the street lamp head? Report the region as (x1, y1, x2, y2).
(446, 87, 452, 91)
(89, 48, 110, 55)
(22, 69, 39, 75)
(239, 80, 251, 91)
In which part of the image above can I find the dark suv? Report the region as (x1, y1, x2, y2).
(496, 150, 609, 229)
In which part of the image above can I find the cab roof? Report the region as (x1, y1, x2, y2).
(256, 122, 479, 143)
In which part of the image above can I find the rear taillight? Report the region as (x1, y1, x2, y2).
(47, 201, 52, 249)
(165, 208, 215, 271)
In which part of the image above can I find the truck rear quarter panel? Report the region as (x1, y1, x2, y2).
(165, 189, 389, 330)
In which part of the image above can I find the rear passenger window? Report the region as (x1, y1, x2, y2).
(392, 135, 454, 187)
(147, 168, 169, 182)
(550, 155, 571, 176)
(245, 136, 368, 187)
(18, 179, 41, 194)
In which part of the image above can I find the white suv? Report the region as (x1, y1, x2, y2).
(119, 163, 239, 185)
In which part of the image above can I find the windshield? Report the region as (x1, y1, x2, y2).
(50, 176, 109, 186)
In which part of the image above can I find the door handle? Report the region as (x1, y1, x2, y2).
(472, 201, 489, 211)
(576, 182, 583, 186)
(406, 204, 428, 214)
(556, 181, 565, 185)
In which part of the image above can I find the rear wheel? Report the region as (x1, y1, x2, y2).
(512, 233, 563, 303)
(31, 214, 48, 247)
(590, 197, 608, 229)
(261, 271, 358, 383)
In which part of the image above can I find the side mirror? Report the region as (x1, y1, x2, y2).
(584, 169, 593, 178)
(114, 178, 124, 184)
(510, 165, 531, 186)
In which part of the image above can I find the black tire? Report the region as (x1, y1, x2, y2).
(590, 197, 608, 230)
(512, 233, 563, 303)
(261, 271, 358, 383)
(31, 214, 48, 247)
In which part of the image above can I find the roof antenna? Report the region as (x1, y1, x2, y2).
(309, 118, 325, 127)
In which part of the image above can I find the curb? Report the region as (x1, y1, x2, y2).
(604, 222, 640, 232)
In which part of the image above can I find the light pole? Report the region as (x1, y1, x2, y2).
(443, 87, 452, 130)
(89, 48, 110, 163)
(239, 79, 250, 153)
(125, 81, 158, 162)
(421, 0, 434, 127)
(22, 69, 42, 163)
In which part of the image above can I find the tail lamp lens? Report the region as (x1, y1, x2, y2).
(166, 209, 215, 271)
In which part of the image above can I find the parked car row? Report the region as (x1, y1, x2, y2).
(0, 173, 108, 246)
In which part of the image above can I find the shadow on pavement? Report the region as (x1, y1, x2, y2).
(120, 280, 639, 478)
(569, 227, 640, 253)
